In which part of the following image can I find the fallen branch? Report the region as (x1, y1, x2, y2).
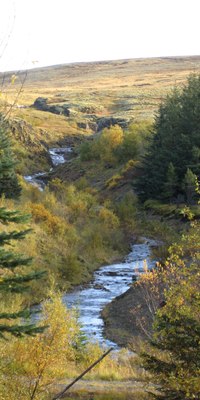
(52, 347, 113, 399)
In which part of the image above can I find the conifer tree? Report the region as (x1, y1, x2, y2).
(163, 162, 178, 201)
(0, 116, 21, 198)
(0, 207, 45, 338)
(182, 168, 199, 204)
(0, 116, 45, 338)
(136, 75, 200, 202)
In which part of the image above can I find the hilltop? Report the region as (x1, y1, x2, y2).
(4, 56, 200, 118)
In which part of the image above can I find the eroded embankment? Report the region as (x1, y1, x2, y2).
(102, 280, 152, 348)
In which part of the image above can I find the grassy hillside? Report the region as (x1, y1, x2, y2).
(2, 56, 200, 119)
(1, 55, 199, 175)
(0, 57, 199, 400)
(3, 56, 200, 109)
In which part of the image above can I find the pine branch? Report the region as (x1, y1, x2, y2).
(0, 229, 32, 245)
(0, 270, 46, 292)
(0, 323, 46, 338)
(0, 207, 30, 223)
(0, 249, 32, 269)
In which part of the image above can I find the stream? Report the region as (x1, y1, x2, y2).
(63, 239, 156, 349)
(24, 147, 73, 190)
(25, 146, 156, 349)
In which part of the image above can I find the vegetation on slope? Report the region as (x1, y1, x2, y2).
(102, 75, 200, 400)
(0, 59, 200, 399)
(138, 220, 200, 400)
(1, 56, 200, 175)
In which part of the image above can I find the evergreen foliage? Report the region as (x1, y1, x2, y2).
(182, 168, 199, 204)
(141, 222, 200, 399)
(163, 162, 178, 201)
(0, 116, 21, 199)
(0, 207, 45, 338)
(136, 75, 200, 202)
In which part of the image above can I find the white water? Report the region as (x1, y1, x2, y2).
(24, 146, 73, 189)
(48, 147, 73, 166)
(63, 238, 157, 348)
(25, 147, 157, 348)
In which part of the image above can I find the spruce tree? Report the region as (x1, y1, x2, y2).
(0, 116, 21, 198)
(182, 168, 199, 204)
(163, 162, 178, 201)
(0, 115, 46, 337)
(0, 207, 46, 338)
(136, 75, 200, 202)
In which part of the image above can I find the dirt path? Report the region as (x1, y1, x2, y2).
(52, 379, 153, 399)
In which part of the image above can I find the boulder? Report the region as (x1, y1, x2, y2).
(33, 97, 48, 111)
(97, 117, 129, 131)
(33, 97, 70, 116)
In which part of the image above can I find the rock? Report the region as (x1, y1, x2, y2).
(132, 274, 138, 282)
(93, 284, 109, 291)
(32, 97, 70, 116)
(49, 105, 69, 116)
(33, 97, 49, 111)
(104, 271, 118, 277)
(79, 105, 97, 114)
(88, 122, 97, 132)
(77, 122, 89, 130)
(97, 117, 129, 131)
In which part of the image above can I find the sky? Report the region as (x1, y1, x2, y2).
(0, 0, 199, 72)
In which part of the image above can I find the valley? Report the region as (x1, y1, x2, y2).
(0, 56, 199, 400)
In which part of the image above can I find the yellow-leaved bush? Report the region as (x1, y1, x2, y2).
(0, 291, 80, 400)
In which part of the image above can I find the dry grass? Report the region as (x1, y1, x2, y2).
(1, 56, 200, 174)
(2, 56, 200, 122)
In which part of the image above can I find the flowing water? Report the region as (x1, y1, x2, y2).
(25, 146, 156, 349)
(24, 146, 73, 189)
(48, 147, 73, 166)
(63, 238, 156, 348)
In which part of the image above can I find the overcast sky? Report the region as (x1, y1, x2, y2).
(0, 0, 199, 72)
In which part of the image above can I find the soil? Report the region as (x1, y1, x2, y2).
(52, 379, 153, 399)
(101, 283, 152, 348)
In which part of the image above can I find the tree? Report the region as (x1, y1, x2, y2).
(0, 206, 45, 338)
(163, 162, 178, 201)
(0, 291, 80, 400)
(182, 168, 199, 204)
(136, 75, 200, 202)
(141, 264, 200, 399)
(0, 116, 21, 198)
(140, 222, 200, 400)
(95, 125, 124, 165)
(116, 121, 152, 163)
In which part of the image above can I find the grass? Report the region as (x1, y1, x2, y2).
(1, 56, 200, 174)
(61, 389, 150, 400)
(3, 56, 200, 122)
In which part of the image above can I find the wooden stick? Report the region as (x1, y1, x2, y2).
(52, 347, 113, 399)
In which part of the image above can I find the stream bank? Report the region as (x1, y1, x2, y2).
(102, 284, 151, 348)
(63, 238, 157, 349)
(24, 146, 74, 189)
(25, 145, 157, 349)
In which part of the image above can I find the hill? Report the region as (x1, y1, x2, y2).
(3, 56, 200, 118)
(1, 55, 200, 175)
